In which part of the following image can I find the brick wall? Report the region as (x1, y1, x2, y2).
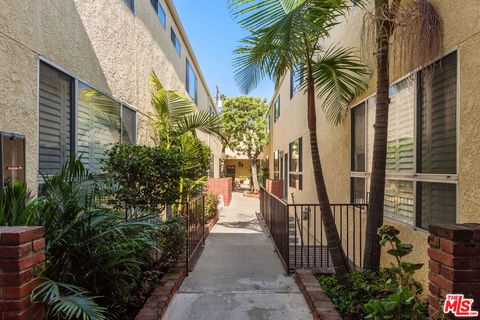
(0, 226, 45, 320)
(428, 224, 480, 317)
(266, 179, 283, 199)
(206, 178, 232, 206)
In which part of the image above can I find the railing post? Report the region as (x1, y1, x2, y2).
(202, 195, 206, 246)
(185, 202, 189, 275)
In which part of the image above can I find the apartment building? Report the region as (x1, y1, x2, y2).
(0, 0, 222, 191)
(264, 0, 480, 285)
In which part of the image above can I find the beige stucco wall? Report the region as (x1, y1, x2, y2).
(0, 0, 222, 189)
(264, 0, 480, 289)
(224, 159, 251, 179)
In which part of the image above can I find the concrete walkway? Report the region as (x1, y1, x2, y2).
(163, 192, 312, 320)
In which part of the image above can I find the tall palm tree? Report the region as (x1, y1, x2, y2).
(229, 0, 370, 283)
(363, 0, 442, 270)
(148, 72, 225, 148)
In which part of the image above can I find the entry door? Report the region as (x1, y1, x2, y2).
(226, 165, 235, 179)
(283, 153, 288, 199)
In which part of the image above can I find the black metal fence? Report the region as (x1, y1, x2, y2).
(260, 187, 367, 273)
(178, 195, 206, 273)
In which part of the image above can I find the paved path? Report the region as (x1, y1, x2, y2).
(164, 192, 312, 320)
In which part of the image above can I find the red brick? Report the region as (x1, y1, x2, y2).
(32, 239, 45, 252)
(0, 296, 30, 312)
(441, 265, 480, 282)
(2, 278, 43, 299)
(429, 282, 440, 296)
(428, 236, 440, 248)
(0, 227, 45, 246)
(428, 294, 440, 309)
(429, 260, 441, 274)
(3, 303, 44, 320)
(429, 225, 473, 242)
(0, 252, 45, 272)
(0, 270, 34, 287)
(428, 248, 470, 269)
(0, 243, 32, 259)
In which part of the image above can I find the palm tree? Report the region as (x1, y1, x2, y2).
(229, 0, 370, 283)
(148, 72, 224, 147)
(362, 0, 442, 270)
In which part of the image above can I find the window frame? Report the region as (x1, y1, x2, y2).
(273, 95, 280, 122)
(123, 0, 135, 14)
(151, 0, 166, 29)
(171, 28, 181, 56)
(186, 58, 198, 103)
(349, 50, 459, 229)
(37, 57, 137, 178)
(289, 137, 303, 190)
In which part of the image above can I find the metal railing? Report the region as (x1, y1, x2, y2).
(178, 195, 206, 274)
(260, 187, 368, 273)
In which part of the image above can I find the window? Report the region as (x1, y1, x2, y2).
(273, 150, 279, 180)
(151, 0, 166, 28)
(1, 133, 26, 189)
(38, 62, 73, 176)
(123, 0, 135, 13)
(351, 102, 365, 172)
(274, 95, 280, 122)
(349, 52, 457, 229)
(171, 28, 181, 56)
(121, 106, 136, 145)
(186, 59, 198, 103)
(38, 62, 136, 178)
(351, 177, 365, 203)
(418, 53, 457, 175)
(290, 64, 304, 98)
(289, 138, 303, 189)
(77, 82, 121, 173)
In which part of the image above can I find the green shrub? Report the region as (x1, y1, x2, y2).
(318, 225, 428, 320)
(205, 194, 220, 221)
(155, 215, 187, 268)
(0, 181, 41, 226)
(102, 144, 184, 211)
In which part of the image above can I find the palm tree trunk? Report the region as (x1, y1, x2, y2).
(250, 156, 260, 192)
(363, 0, 391, 271)
(307, 75, 351, 283)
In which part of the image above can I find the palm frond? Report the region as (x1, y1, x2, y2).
(173, 109, 226, 143)
(31, 280, 107, 320)
(310, 45, 371, 125)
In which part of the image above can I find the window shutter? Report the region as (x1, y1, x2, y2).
(38, 63, 72, 176)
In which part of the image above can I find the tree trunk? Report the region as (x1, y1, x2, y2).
(250, 156, 260, 192)
(363, 0, 391, 271)
(307, 75, 351, 284)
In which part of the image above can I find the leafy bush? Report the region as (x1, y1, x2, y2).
(0, 181, 40, 226)
(205, 194, 220, 221)
(103, 144, 184, 211)
(318, 225, 428, 320)
(155, 215, 187, 268)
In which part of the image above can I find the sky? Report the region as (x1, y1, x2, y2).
(172, 0, 274, 101)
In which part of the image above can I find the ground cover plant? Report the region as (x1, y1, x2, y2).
(317, 225, 428, 320)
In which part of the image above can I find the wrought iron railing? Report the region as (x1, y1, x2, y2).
(260, 187, 368, 273)
(178, 195, 206, 274)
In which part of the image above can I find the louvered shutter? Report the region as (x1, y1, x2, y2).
(38, 63, 72, 176)
(419, 52, 457, 174)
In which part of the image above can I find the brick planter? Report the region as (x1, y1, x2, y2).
(428, 224, 480, 318)
(135, 266, 186, 320)
(0, 226, 46, 320)
(295, 269, 342, 320)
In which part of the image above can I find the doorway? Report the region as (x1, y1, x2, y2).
(283, 153, 288, 200)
